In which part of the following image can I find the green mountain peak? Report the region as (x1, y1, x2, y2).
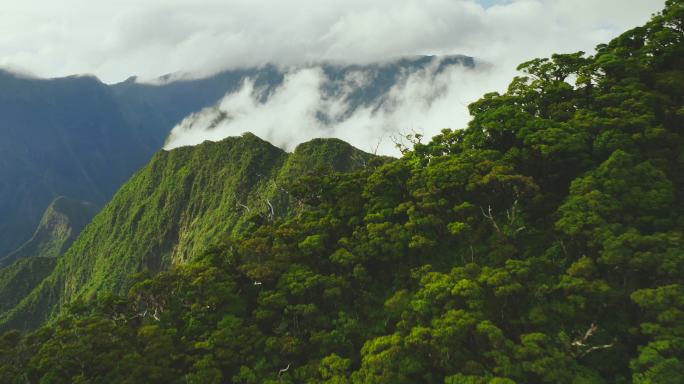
(0, 133, 382, 331)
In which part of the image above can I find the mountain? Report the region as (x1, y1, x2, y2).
(0, 196, 97, 321)
(0, 71, 145, 256)
(0, 3, 682, 382)
(0, 196, 98, 267)
(0, 55, 474, 256)
(0, 67, 280, 256)
(0, 134, 382, 331)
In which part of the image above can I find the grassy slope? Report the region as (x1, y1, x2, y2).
(0, 133, 379, 331)
(0, 258, 56, 315)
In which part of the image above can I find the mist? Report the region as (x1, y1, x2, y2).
(164, 57, 510, 156)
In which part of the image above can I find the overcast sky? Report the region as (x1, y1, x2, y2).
(0, 0, 665, 83)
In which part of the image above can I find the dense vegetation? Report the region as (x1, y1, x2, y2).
(0, 136, 377, 331)
(1, 1, 683, 382)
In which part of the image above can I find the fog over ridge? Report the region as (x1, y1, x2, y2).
(164, 56, 500, 156)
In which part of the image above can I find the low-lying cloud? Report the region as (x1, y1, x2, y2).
(164, 58, 507, 156)
(2, 0, 666, 156)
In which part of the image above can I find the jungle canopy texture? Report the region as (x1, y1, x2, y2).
(1, 1, 683, 383)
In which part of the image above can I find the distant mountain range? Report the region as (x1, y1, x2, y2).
(0, 55, 475, 257)
(0, 196, 98, 316)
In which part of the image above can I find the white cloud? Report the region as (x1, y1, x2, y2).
(0, 0, 665, 83)
(1, 0, 666, 156)
(164, 59, 517, 156)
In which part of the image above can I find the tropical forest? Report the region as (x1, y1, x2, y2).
(0, 1, 682, 383)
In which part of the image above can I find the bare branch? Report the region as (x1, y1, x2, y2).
(579, 343, 614, 357)
(571, 323, 613, 357)
(266, 199, 275, 221)
(372, 137, 383, 156)
(278, 363, 290, 376)
(481, 205, 501, 233)
(236, 201, 251, 212)
(506, 199, 518, 225)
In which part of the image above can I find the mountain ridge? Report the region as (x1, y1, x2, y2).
(0, 2, 683, 381)
(0, 133, 385, 331)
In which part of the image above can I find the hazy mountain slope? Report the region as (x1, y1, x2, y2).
(0, 72, 147, 255)
(0, 196, 97, 326)
(0, 134, 380, 331)
(0, 196, 98, 267)
(109, 65, 286, 149)
(318, 55, 474, 119)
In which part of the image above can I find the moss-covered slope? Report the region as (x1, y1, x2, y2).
(0, 257, 56, 315)
(0, 133, 380, 331)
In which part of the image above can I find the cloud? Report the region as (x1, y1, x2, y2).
(160, 0, 664, 156)
(0, 0, 665, 83)
(2, 0, 665, 156)
(164, 58, 514, 156)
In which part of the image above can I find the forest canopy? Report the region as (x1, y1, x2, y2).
(1, 1, 683, 383)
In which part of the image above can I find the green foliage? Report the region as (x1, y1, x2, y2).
(0, 134, 378, 331)
(2, 2, 684, 382)
(0, 257, 56, 314)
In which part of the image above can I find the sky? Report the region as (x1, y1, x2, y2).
(0, 0, 666, 155)
(0, 0, 665, 83)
